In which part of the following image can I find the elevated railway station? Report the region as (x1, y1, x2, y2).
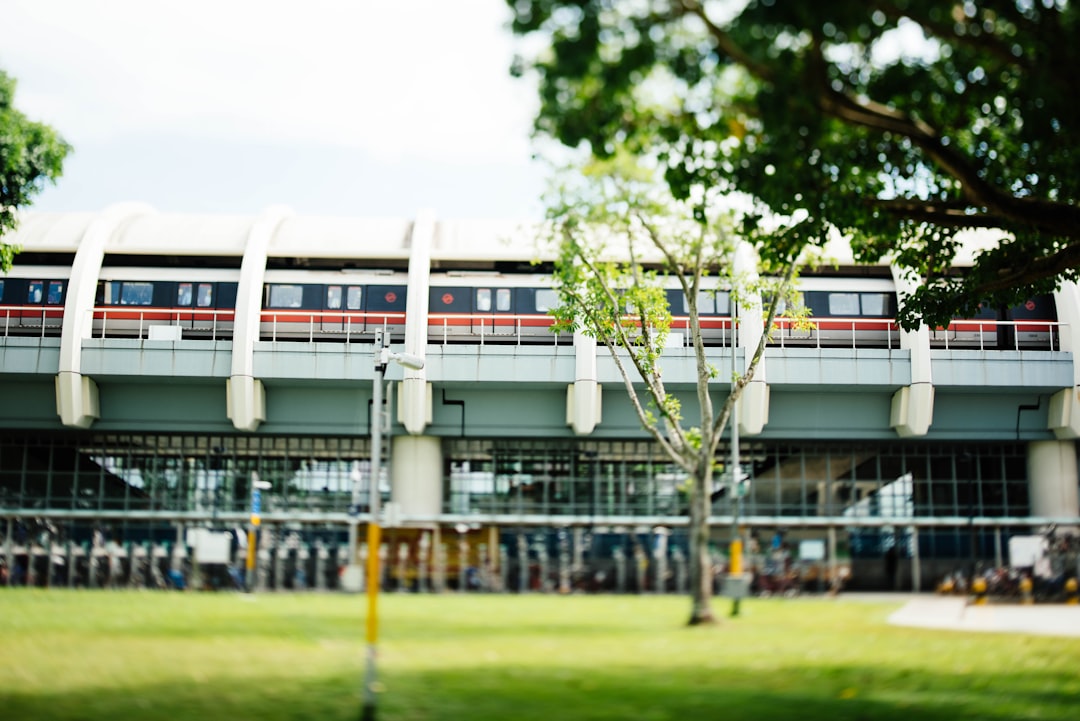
(1, 205, 1078, 592)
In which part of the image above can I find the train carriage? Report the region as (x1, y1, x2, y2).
(93, 268, 240, 339)
(769, 277, 900, 349)
(0, 268, 68, 337)
(930, 295, 1058, 350)
(427, 274, 563, 344)
(260, 270, 408, 342)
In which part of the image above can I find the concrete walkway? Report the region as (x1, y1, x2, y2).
(885, 595, 1080, 637)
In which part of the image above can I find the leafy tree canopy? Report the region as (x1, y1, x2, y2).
(1, 69, 71, 270)
(509, 0, 1080, 329)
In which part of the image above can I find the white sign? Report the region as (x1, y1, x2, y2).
(186, 529, 232, 564)
(799, 539, 827, 561)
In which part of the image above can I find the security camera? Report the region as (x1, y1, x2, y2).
(390, 351, 425, 370)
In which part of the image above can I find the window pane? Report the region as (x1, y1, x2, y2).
(121, 282, 153, 305)
(269, 285, 304, 308)
(346, 286, 362, 310)
(327, 286, 342, 310)
(197, 284, 213, 307)
(496, 288, 511, 311)
(0, 280, 4, 301)
(535, 289, 558, 312)
(28, 281, 43, 303)
(716, 291, 731, 314)
(828, 293, 860, 316)
(177, 283, 193, 306)
(103, 282, 122, 305)
(47, 281, 64, 305)
(476, 288, 491, 312)
(861, 293, 888, 316)
(694, 291, 714, 314)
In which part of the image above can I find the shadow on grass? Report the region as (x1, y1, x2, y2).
(3, 661, 1077, 721)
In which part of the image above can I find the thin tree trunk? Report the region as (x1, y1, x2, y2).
(687, 472, 716, 625)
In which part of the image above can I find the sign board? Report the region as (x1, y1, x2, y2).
(1008, 535, 1046, 568)
(799, 539, 827, 561)
(185, 528, 232, 564)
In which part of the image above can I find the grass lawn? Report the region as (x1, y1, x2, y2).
(1, 590, 1077, 721)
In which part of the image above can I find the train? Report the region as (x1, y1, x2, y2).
(0, 263, 1059, 350)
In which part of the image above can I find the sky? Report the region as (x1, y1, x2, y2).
(3, 0, 550, 220)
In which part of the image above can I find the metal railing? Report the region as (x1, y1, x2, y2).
(1, 306, 1066, 353)
(929, 319, 1063, 351)
(0, 305, 65, 338)
(427, 313, 562, 345)
(92, 307, 234, 341)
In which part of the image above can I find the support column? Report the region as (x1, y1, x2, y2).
(734, 240, 769, 436)
(390, 435, 443, 518)
(1048, 282, 1080, 438)
(227, 205, 293, 431)
(1027, 440, 1080, 522)
(567, 332, 601, 435)
(890, 265, 934, 437)
(57, 202, 155, 428)
(402, 210, 434, 434)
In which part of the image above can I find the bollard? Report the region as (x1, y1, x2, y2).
(971, 576, 988, 605)
(1065, 577, 1078, 605)
(1019, 575, 1034, 605)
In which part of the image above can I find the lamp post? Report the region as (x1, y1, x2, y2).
(360, 328, 423, 721)
(729, 338, 742, 618)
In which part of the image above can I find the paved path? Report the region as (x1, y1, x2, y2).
(885, 596, 1080, 637)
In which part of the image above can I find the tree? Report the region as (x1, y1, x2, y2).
(542, 157, 801, 624)
(509, 0, 1080, 329)
(1, 68, 71, 270)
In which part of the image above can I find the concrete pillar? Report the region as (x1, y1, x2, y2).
(1027, 440, 1080, 521)
(390, 435, 443, 518)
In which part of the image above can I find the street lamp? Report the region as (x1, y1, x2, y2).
(245, 472, 272, 592)
(360, 327, 423, 721)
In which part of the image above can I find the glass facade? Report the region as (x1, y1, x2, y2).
(0, 432, 1034, 522)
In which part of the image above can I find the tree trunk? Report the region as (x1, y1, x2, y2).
(687, 472, 717, 625)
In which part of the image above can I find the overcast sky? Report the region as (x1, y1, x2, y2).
(3, 0, 549, 220)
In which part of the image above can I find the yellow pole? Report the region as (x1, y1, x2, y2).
(245, 516, 259, 592)
(365, 522, 382, 644)
(730, 538, 743, 575)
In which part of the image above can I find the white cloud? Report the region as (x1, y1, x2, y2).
(4, 0, 538, 164)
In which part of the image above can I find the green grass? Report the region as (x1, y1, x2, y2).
(1, 591, 1077, 721)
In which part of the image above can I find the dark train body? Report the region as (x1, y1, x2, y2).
(0, 263, 1059, 349)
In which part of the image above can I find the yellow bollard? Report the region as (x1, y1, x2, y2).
(1019, 575, 1034, 605)
(1065, 577, 1078, 605)
(972, 576, 988, 605)
(729, 539, 743, 576)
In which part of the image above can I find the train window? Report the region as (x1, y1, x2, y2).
(346, 286, 362, 310)
(28, 281, 43, 303)
(827, 293, 860, 316)
(47, 281, 64, 305)
(477, 289, 492, 312)
(268, 284, 303, 308)
(535, 289, 558, 312)
(178, 283, 193, 306)
(121, 282, 153, 306)
(687, 290, 730, 314)
(197, 284, 213, 307)
(327, 286, 342, 310)
(860, 293, 889, 316)
(496, 288, 511, 312)
(0, 280, 4, 301)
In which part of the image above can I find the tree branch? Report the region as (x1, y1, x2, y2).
(969, 242, 1080, 297)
